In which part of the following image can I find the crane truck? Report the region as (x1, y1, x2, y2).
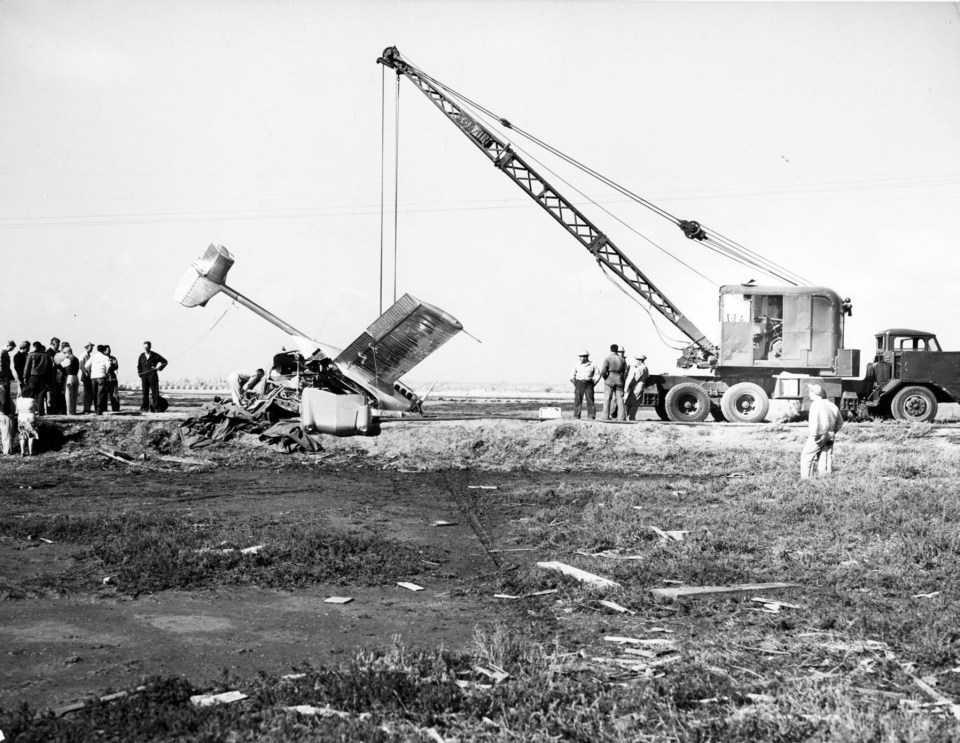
(378, 46, 960, 424)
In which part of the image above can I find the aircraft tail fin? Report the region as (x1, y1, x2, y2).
(174, 244, 235, 307)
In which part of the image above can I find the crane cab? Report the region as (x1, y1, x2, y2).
(717, 285, 851, 372)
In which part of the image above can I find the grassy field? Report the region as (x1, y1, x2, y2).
(2, 417, 960, 741)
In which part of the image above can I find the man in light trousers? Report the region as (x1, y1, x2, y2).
(800, 383, 843, 478)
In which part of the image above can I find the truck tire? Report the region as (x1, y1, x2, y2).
(890, 385, 938, 423)
(664, 382, 710, 423)
(720, 382, 770, 424)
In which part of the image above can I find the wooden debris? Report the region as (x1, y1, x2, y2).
(53, 685, 147, 717)
(467, 485, 498, 490)
(158, 455, 214, 466)
(240, 544, 264, 555)
(280, 673, 306, 680)
(190, 690, 248, 707)
(605, 636, 677, 649)
(397, 581, 425, 592)
(577, 549, 643, 560)
(488, 547, 535, 553)
(494, 589, 559, 600)
(536, 561, 621, 590)
(904, 666, 960, 721)
(425, 728, 447, 743)
(324, 596, 354, 604)
(913, 591, 942, 599)
(474, 665, 510, 684)
(431, 520, 457, 527)
(284, 704, 351, 718)
(97, 448, 141, 466)
(751, 597, 800, 609)
(650, 526, 687, 542)
(598, 599, 635, 615)
(652, 582, 799, 600)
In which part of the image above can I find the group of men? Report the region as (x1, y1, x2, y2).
(0, 339, 169, 455)
(570, 344, 648, 421)
(567, 345, 844, 478)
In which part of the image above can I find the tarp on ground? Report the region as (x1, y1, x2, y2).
(179, 401, 323, 453)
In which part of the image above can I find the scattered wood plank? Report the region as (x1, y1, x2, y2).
(488, 547, 535, 553)
(425, 727, 447, 743)
(239, 544, 264, 555)
(598, 599, 635, 615)
(905, 666, 960, 721)
(280, 673, 307, 680)
(604, 636, 677, 648)
(397, 581, 425, 592)
(474, 665, 510, 684)
(190, 690, 248, 707)
(284, 704, 351, 718)
(431, 520, 457, 527)
(324, 596, 354, 604)
(493, 589, 559, 600)
(651, 582, 799, 600)
(158, 455, 214, 466)
(650, 526, 687, 542)
(97, 448, 141, 466)
(467, 485, 498, 490)
(912, 591, 942, 599)
(536, 561, 621, 590)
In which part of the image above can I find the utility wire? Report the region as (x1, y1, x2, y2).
(411, 61, 812, 286)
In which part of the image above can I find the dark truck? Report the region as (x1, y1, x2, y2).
(771, 328, 960, 423)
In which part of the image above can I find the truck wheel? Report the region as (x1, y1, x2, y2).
(890, 386, 938, 423)
(664, 382, 710, 423)
(720, 382, 770, 424)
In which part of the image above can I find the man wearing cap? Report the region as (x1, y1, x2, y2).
(569, 349, 600, 420)
(600, 343, 627, 421)
(79, 343, 95, 414)
(800, 383, 843, 478)
(624, 354, 649, 421)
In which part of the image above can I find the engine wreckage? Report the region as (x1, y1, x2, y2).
(174, 244, 463, 437)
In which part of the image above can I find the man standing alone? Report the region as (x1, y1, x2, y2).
(800, 383, 843, 478)
(569, 350, 599, 420)
(601, 343, 627, 421)
(138, 341, 168, 413)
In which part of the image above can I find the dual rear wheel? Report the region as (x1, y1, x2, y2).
(659, 381, 770, 424)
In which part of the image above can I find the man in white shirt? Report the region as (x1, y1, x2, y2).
(570, 350, 599, 420)
(85, 345, 112, 415)
(800, 383, 843, 478)
(228, 368, 265, 406)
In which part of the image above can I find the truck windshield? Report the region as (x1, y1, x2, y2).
(893, 336, 940, 351)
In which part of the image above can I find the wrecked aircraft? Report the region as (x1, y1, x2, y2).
(174, 244, 463, 435)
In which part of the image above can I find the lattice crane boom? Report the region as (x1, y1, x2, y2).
(378, 46, 717, 367)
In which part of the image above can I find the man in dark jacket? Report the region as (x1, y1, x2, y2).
(600, 343, 627, 421)
(137, 341, 168, 413)
(23, 342, 53, 415)
(13, 341, 29, 391)
(0, 340, 14, 415)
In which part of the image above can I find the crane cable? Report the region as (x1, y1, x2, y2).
(406, 59, 811, 286)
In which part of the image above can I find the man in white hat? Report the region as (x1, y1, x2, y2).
(800, 383, 843, 478)
(569, 349, 599, 419)
(624, 354, 649, 420)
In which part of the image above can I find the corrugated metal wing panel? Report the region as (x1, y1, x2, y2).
(334, 294, 462, 383)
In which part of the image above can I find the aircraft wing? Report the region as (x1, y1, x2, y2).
(333, 294, 462, 384)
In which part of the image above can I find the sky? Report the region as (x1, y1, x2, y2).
(2, 1, 959, 385)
